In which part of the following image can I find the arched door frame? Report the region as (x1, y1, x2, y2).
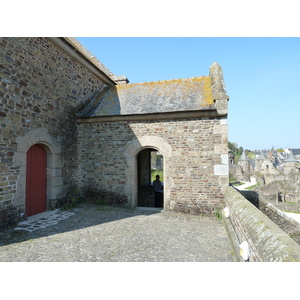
(13, 128, 64, 214)
(124, 136, 172, 210)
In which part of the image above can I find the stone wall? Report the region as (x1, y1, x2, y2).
(78, 116, 228, 214)
(1, 37, 229, 226)
(0, 37, 108, 227)
(259, 200, 300, 237)
(238, 190, 300, 245)
(254, 176, 300, 211)
(223, 186, 300, 262)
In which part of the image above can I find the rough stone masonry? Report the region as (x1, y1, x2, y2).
(0, 37, 229, 227)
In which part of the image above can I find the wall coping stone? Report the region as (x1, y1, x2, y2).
(223, 186, 300, 262)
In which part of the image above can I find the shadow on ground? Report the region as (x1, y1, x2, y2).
(0, 204, 161, 247)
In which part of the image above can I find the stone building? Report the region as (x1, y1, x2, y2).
(0, 37, 229, 228)
(282, 151, 299, 174)
(238, 151, 251, 173)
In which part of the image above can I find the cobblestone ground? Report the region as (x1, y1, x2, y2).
(0, 205, 236, 262)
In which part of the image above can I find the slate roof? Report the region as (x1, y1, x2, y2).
(87, 76, 215, 117)
(284, 151, 299, 162)
(291, 149, 300, 156)
(239, 151, 249, 161)
(256, 151, 267, 160)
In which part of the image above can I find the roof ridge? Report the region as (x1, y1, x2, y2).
(119, 76, 209, 87)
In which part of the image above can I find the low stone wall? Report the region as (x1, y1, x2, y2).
(276, 202, 300, 213)
(223, 186, 300, 262)
(254, 179, 300, 209)
(239, 189, 300, 243)
(259, 200, 300, 235)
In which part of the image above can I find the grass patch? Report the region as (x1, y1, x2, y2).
(232, 182, 245, 186)
(214, 211, 222, 220)
(229, 173, 238, 183)
(244, 184, 258, 190)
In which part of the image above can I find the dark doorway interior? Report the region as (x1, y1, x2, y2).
(137, 148, 164, 208)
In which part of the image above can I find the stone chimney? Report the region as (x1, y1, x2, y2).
(113, 75, 129, 85)
(209, 62, 229, 115)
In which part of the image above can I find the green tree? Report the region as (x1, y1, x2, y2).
(229, 142, 257, 163)
(228, 141, 235, 152)
(228, 141, 240, 155)
(238, 146, 243, 155)
(245, 149, 256, 159)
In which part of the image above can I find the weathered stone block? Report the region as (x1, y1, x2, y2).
(214, 144, 227, 154)
(221, 154, 229, 164)
(214, 165, 229, 176)
(213, 124, 228, 134)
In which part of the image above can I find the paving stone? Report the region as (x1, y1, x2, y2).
(0, 205, 236, 262)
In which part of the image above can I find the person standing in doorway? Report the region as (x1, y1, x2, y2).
(153, 175, 163, 207)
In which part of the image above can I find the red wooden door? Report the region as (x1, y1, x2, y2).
(26, 144, 47, 216)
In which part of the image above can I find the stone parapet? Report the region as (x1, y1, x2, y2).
(223, 186, 300, 262)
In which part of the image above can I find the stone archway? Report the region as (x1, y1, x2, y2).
(137, 147, 164, 208)
(13, 128, 64, 215)
(124, 136, 173, 210)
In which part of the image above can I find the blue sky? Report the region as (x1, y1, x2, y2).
(3, 0, 298, 293)
(3, 1, 299, 151)
(76, 37, 300, 151)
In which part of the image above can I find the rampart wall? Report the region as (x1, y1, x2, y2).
(223, 186, 300, 262)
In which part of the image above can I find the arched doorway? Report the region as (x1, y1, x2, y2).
(14, 128, 64, 215)
(137, 148, 164, 208)
(124, 136, 172, 209)
(26, 144, 47, 216)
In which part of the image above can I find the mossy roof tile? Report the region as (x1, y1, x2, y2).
(91, 76, 214, 116)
